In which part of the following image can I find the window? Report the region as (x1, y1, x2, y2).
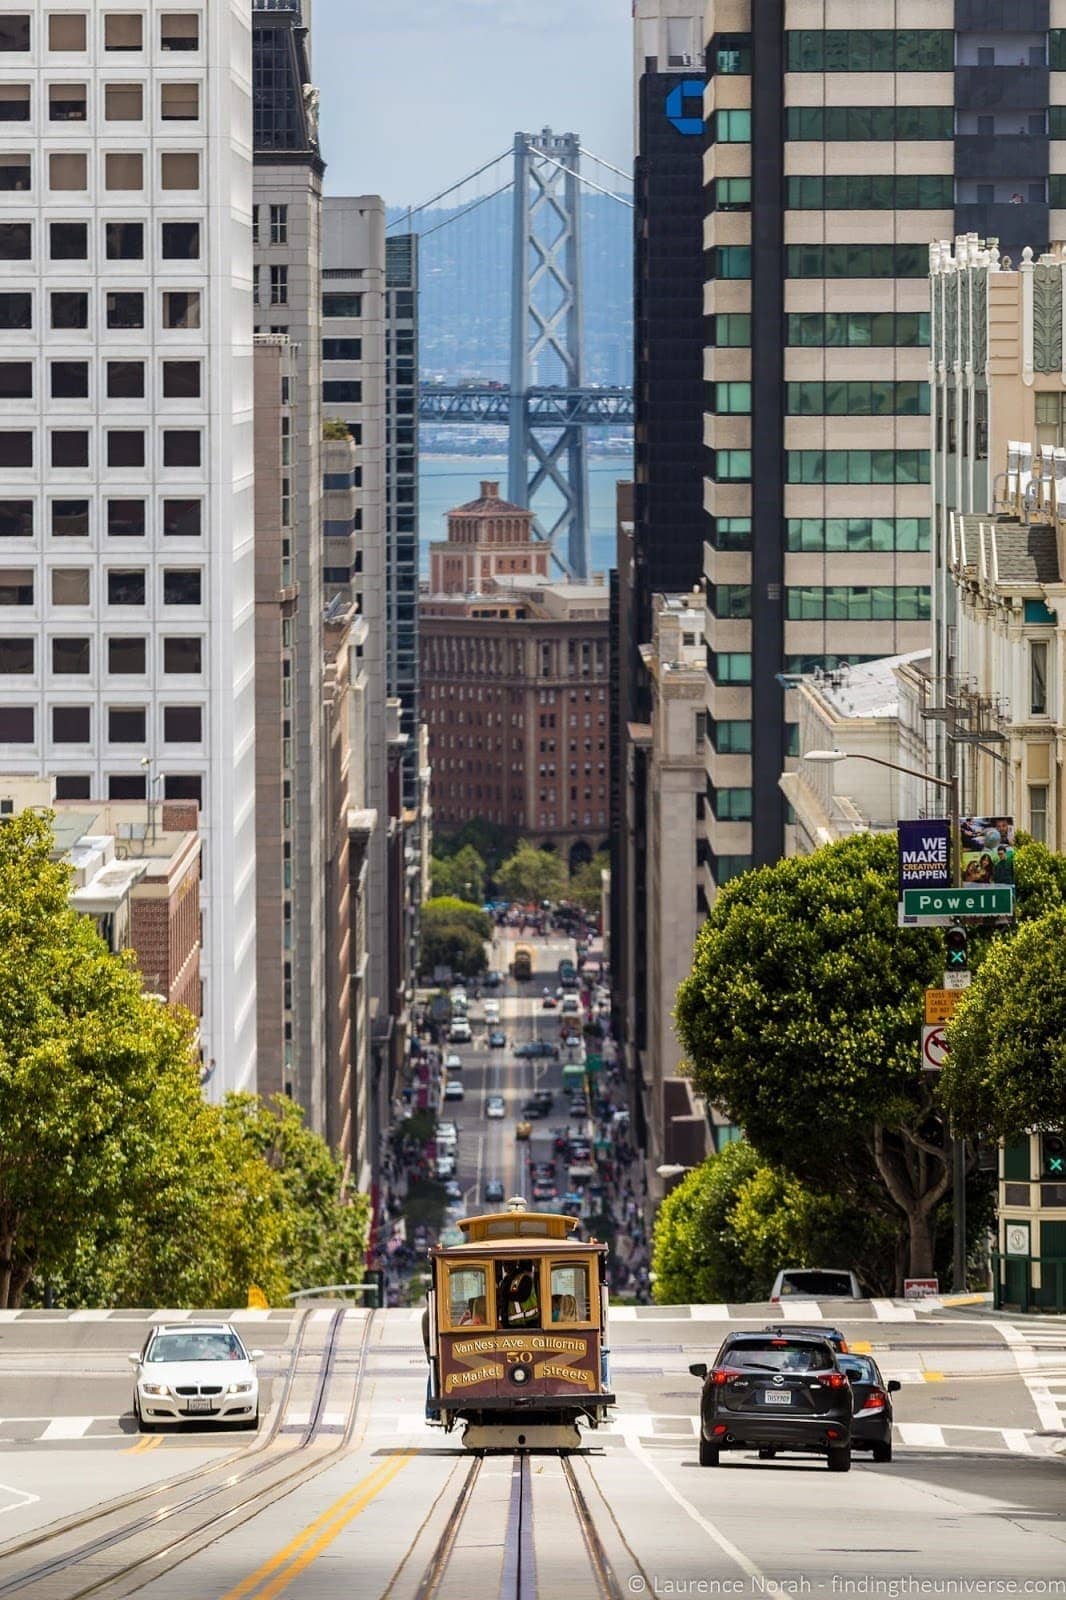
(51, 568, 89, 605)
(161, 220, 199, 258)
(104, 13, 142, 51)
(323, 292, 362, 318)
(786, 174, 952, 210)
(105, 151, 143, 190)
(786, 517, 930, 553)
(708, 245, 751, 279)
(786, 30, 952, 71)
(48, 83, 85, 120)
(51, 291, 88, 329)
(51, 636, 88, 674)
(0, 704, 32, 741)
(0, 362, 31, 399)
(105, 221, 143, 260)
(786, 586, 931, 621)
(711, 177, 751, 212)
(786, 450, 929, 485)
(269, 204, 287, 244)
(161, 13, 198, 50)
(163, 704, 201, 741)
(51, 706, 88, 743)
(161, 81, 198, 119)
(1028, 784, 1049, 844)
(0, 433, 31, 469)
(712, 109, 750, 142)
(785, 243, 927, 278)
(1030, 640, 1049, 715)
(0, 152, 29, 190)
(54, 773, 91, 798)
(108, 773, 146, 799)
(0, 502, 31, 538)
(0, 638, 32, 673)
(323, 381, 362, 403)
(161, 151, 198, 189)
(0, 222, 29, 261)
(714, 381, 751, 414)
(47, 224, 85, 265)
(549, 1263, 589, 1322)
(323, 338, 362, 361)
(711, 718, 752, 754)
(51, 429, 88, 469)
(251, 205, 259, 245)
(163, 569, 201, 604)
(446, 1266, 487, 1329)
(106, 361, 144, 399)
(0, 292, 30, 329)
(162, 291, 200, 329)
(164, 773, 201, 802)
(786, 380, 929, 416)
(163, 498, 200, 537)
(709, 651, 752, 684)
(712, 584, 752, 619)
(106, 431, 145, 468)
(48, 152, 87, 191)
(106, 291, 143, 329)
(107, 636, 145, 673)
(49, 15, 86, 51)
(711, 32, 750, 73)
(786, 311, 930, 348)
(270, 265, 288, 305)
(108, 706, 145, 742)
(0, 568, 32, 603)
(51, 360, 88, 400)
(107, 499, 145, 537)
(51, 504, 89, 540)
(713, 786, 753, 821)
(710, 517, 751, 551)
(0, 16, 30, 52)
(162, 430, 200, 468)
(104, 82, 142, 120)
(710, 450, 751, 483)
(164, 636, 201, 673)
(786, 105, 953, 141)
(107, 569, 145, 605)
(162, 360, 200, 398)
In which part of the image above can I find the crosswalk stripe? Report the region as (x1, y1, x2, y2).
(67, 1310, 113, 1322)
(149, 1309, 191, 1323)
(1003, 1429, 1034, 1453)
(871, 1299, 916, 1321)
(774, 1301, 823, 1320)
(896, 1423, 946, 1447)
(40, 1416, 94, 1440)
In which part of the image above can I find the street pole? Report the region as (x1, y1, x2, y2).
(947, 704, 967, 1294)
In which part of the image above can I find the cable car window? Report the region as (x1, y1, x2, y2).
(497, 1260, 540, 1328)
(550, 1264, 590, 1322)
(447, 1267, 488, 1328)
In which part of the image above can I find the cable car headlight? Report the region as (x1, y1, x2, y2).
(510, 1364, 532, 1385)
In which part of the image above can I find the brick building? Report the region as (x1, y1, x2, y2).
(421, 485, 610, 868)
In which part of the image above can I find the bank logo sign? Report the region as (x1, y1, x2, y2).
(665, 80, 703, 136)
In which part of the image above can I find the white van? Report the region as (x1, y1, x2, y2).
(449, 1018, 472, 1044)
(482, 999, 500, 1024)
(560, 994, 582, 1017)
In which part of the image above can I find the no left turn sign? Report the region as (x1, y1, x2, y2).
(921, 1024, 949, 1070)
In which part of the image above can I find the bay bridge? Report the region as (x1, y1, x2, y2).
(393, 130, 634, 578)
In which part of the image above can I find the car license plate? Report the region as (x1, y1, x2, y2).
(185, 1397, 212, 1412)
(763, 1391, 792, 1405)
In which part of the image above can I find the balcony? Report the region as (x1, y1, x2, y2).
(954, 133, 1048, 181)
(955, 0, 1048, 28)
(953, 201, 1048, 256)
(955, 66, 1049, 111)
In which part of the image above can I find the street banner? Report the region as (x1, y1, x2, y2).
(960, 816, 1015, 886)
(897, 820, 951, 894)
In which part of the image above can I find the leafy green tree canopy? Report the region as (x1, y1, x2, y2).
(943, 906, 1066, 1140)
(430, 845, 487, 905)
(569, 852, 609, 913)
(495, 840, 568, 904)
(420, 896, 491, 977)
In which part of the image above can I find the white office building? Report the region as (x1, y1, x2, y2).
(0, 1, 257, 1091)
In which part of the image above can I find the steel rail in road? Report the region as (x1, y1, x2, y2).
(386, 1451, 626, 1600)
(0, 1306, 375, 1600)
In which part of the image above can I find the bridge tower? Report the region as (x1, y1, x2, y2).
(508, 129, 590, 577)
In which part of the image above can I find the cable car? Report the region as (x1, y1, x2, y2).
(423, 1198, 613, 1449)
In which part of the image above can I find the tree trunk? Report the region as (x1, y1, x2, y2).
(906, 1208, 936, 1279)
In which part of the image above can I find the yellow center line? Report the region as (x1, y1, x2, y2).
(923, 1371, 945, 1382)
(218, 1451, 413, 1600)
(125, 1433, 163, 1455)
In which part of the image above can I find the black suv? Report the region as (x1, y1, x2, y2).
(690, 1332, 853, 1471)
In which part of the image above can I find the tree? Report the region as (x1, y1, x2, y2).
(420, 897, 491, 977)
(674, 833, 952, 1280)
(569, 852, 609, 913)
(943, 907, 1066, 1140)
(651, 1142, 897, 1304)
(496, 840, 568, 904)
(430, 845, 487, 905)
(0, 811, 206, 1308)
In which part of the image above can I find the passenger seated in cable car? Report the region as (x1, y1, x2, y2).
(498, 1262, 539, 1327)
(551, 1293, 578, 1322)
(458, 1294, 487, 1327)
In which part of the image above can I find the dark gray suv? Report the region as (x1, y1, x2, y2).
(691, 1332, 853, 1471)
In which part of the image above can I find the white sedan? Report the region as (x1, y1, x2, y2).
(130, 1322, 262, 1432)
(486, 1095, 506, 1119)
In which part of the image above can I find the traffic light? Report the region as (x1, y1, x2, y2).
(945, 926, 969, 971)
(1042, 1133, 1066, 1181)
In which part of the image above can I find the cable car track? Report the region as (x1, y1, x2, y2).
(0, 1305, 374, 1599)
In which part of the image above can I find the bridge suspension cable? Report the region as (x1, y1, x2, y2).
(416, 179, 514, 241)
(578, 148, 634, 185)
(531, 149, 634, 209)
(385, 149, 512, 229)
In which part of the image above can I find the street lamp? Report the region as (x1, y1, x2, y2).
(802, 747, 968, 1297)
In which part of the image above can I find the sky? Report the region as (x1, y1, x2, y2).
(310, 0, 634, 206)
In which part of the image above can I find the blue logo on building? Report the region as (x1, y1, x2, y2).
(666, 80, 703, 136)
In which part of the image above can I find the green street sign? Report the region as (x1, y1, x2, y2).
(902, 886, 1014, 920)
